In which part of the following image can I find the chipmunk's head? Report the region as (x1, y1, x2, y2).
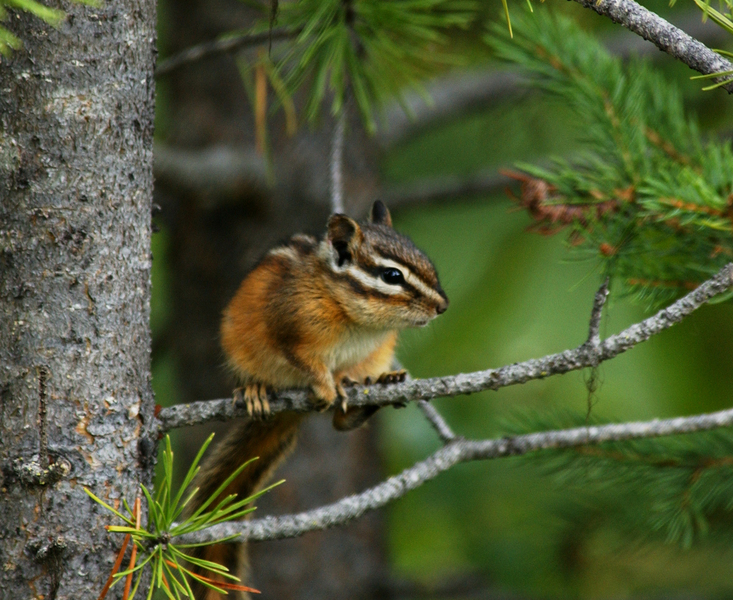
(322, 200, 448, 329)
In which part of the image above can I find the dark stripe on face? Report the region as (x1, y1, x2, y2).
(368, 264, 421, 297)
(366, 254, 436, 298)
(342, 273, 395, 302)
(373, 247, 438, 287)
(325, 267, 402, 303)
(358, 263, 419, 297)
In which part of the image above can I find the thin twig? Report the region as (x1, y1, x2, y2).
(177, 403, 733, 544)
(330, 112, 346, 214)
(156, 263, 733, 433)
(584, 277, 609, 421)
(571, 0, 733, 93)
(417, 400, 456, 444)
(587, 277, 610, 348)
(155, 28, 297, 78)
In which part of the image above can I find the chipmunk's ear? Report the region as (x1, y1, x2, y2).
(370, 200, 392, 227)
(327, 214, 363, 266)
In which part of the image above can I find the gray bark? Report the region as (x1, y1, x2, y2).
(0, 0, 156, 597)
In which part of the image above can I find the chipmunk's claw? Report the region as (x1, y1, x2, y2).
(376, 369, 407, 385)
(336, 381, 349, 413)
(234, 383, 270, 419)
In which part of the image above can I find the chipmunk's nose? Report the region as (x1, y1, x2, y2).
(436, 299, 449, 315)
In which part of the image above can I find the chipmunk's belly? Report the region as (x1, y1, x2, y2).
(326, 329, 390, 373)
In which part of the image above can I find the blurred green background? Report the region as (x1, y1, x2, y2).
(151, 2, 733, 597)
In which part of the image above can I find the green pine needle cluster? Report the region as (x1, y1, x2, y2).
(693, 0, 733, 38)
(0, 0, 99, 58)
(489, 11, 733, 307)
(246, 0, 479, 133)
(0, 0, 63, 56)
(504, 411, 733, 549)
(690, 0, 733, 89)
(85, 434, 281, 599)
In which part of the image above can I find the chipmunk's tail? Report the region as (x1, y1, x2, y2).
(184, 412, 303, 600)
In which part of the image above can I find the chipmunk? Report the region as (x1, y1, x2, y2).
(188, 200, 448, 599)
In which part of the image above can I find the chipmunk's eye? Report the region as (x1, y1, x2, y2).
(381, 268, 404, 285)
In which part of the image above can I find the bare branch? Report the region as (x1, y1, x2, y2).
(417, 400, 456, 444)
(570, 0, 733, 92)
(155, 28, 297, 78)
(156, 264, 733, 433)
(152, 146, 509, 213)
(178, 403, 733, 544)
(583, 277, 609, 419)
(587, 277, 610, 348)
(393, 364, 456, 444)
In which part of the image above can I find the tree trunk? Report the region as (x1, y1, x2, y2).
(0, 0, 156, 597)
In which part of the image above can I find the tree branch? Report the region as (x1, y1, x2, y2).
(571, 0, 733, 92)
(178, 403, 733, 544)
(587, 277, 610, 348)
(155, 28, 297, 78)
(417, 400, 456, 444)
(155, 263, 733, 433)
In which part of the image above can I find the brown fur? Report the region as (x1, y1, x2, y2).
(188, 202, 447, 599)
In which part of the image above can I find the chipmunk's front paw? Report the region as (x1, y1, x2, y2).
(309, 384, 336, 413)
(233, 383, 270, 418)
(376, 369, 407, 385)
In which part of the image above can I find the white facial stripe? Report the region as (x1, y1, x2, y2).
(345, 265, 403, 295)
(373, 258, 444, 303)
(321, 243, 443, 303)
(321, 242, 399, 295)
